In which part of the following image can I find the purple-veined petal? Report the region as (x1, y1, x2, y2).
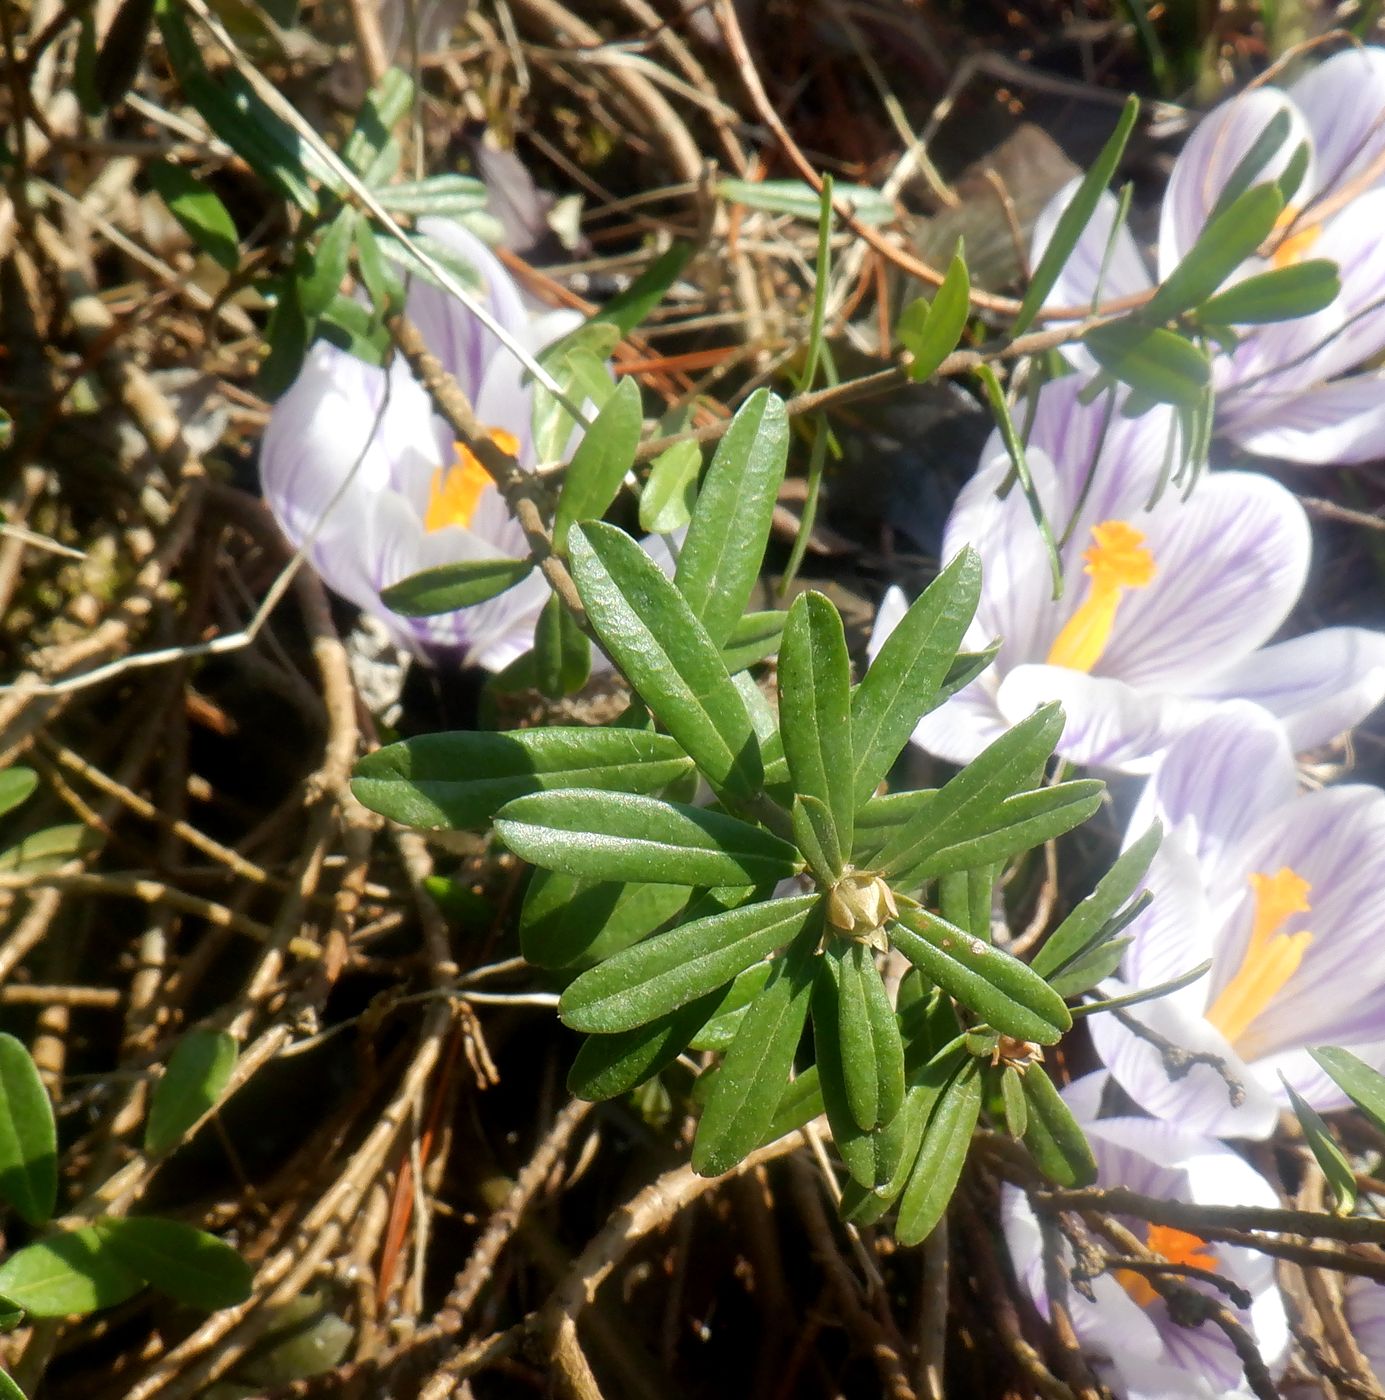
(1287, 47, 1385, 197)
(1345, 1276, 1385, 1386)
(1087, 978, 1280, 1139)
(1031, 181, 1154, 312)
(1160, 88, 1315, 280)
(1259, 1040, 1385, 1118)
(1192, 627, 1385, 751)
(1222, 372, 1385, 465)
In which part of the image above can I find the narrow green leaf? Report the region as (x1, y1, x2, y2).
(1032, 823, 1161, 979)
(890, 909, 1071, 1045)
(552, 377, 644, 552)
(1309, 1047, 1385, 1137)
(791, 795, 843, 883)
(812, 957, 878, 1187)
(1046, 938, 1132, 998)
(1205, 108, 1292, 221)
(520, 873, 695, 970)
(379, 556, 533, 616)
(0, 769, 37, 820)
(717, 178, 895, 226)
(1198, 259, 1340, 326)
(1283, 1079, 1355, 1215)
(778, 592, 854, 860)
(852, 790, 937, 868)
(851, 548, 981, 806)
(834, 942, 905, 1131)
(354, 219, 406, 319)
(353, 728, 694, 831)
(839, 1079, 940, 1221)
(1013, 95, 1139, 335)
(95, 1217, 253, 1311)
(146, 162, 240, 271)
(898, 250, 971, 381)
(568, 994, 723, 1101)
(570, 522, 763, 798)
(0, 1034, 56, 1227)
(1084, 322, 1211, 407)
(1144, 184, 1283, 322)
(688, 963, 776, 1051)
(0, 1364, 25, 1400)
(693, 919, 820, 1176)
(895, 1057, 981, 1245)
(639, 439, 701, 533)
(674, 390, 789, 648)
(938, 868, 994, 943)
(343, 67, 413, 178)
(594, 242, 695, 333)
(722, 610, 787, 673)
(1072, 961, 1211, 1017)
(368, 174, 489, 218)
(1020, 1065, 1098, 1187)
(999, 1066, 1028, 1138)
(0, 1229, 143, 1317)
(298, 207, 355, 317)
(560, 895, 817, 1033)
(0, 824, 99, 875)
(145, 1029, 237, 1156)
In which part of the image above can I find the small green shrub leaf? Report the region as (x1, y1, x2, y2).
(145, 1030, 238, 1156)
(0, 1229, 142, 1317)
(95, 1217, 253, 1311)
(0, 1034, 56, 1227)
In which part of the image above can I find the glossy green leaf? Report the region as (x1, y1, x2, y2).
(895, 1057, 981, 1245)
(1198, 259, 1340, 326)
(567, 994, 723, 1101)
(717, 177, 895, 226)
(1032, 823, 1161, 979)
(834, 942, 905, 1131)
(998, 1066, 1028, 1137)
(1205, 109, 1292, 222)
(1084, 322, 1211, 407)
(1013, 95, 1138, 333)
(1072, 960, 1211, 1017)
(0, 1363, 24, 1400)
(811, 957, 877, 1187)
(851, 549, 981, 806)
(95, 1217, 253, 1311)
(674, 390, 789, 648)
(379, 556, 533, 616)
(639, 439, 701, 533)
(1309, 1046, 1385, 1137)
(532, 590, 592, 699)
(0, 769, 37, 821)
(570, 522, 763, 797)
(145, 1029, 237, 1156)
(560, 894, 816, 1033)
(791, 796, 843, 884)
(146, 161, 240, 271)
(552, 377, 643, 552)
(722, 610, 786, 673)
(938, 868, 993, 943)
(875, 703, 1065, 879)
(520, 873, 696, 970)
(693, 918, 820, 1176)
(0, 1229, 143, 1317)
(353, 728, 694, 831)
(898, 250, 971, 381)
(761, 1066, 824, 1144)
(839, 1080, 938, 1222)
(688, 963, 775, 1051)
(1020, 1065, 1098, 1187)
(778, 592, 854, 863)
(1283, 1078, 1355, 1214)
(0, 1034, 56, 1227)
(890, 909, 1071, 1045)
(1046, 938, 1132, 998)
(852, 789, 937, 867)
(1144, 183, 1283, 322)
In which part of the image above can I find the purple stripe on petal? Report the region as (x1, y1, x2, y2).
(1288, 48, 1385, 196)
(1222, 373, 1385, 466)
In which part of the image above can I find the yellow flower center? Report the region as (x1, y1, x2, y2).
(1205, 867, 1314, 1049)
(1117, 1225, 1218, 1309)
(1045, 521, 1157, 673)
(423, 429, 519, 533)
(1271, 205, 1324, 270)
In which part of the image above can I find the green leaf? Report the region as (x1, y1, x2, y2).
(1198, 259, 1340, 326)
(998, 1065, 1028, 1137)
(791, 796, 843, 884)
(369, 174, 489, 218)
(1309, 1047, 1385, 1137)
(353, 728, 694, 831)
(890, 909, 1071, 1045)
(0, 1229, 143, 1317)
(1020, 1065, 1098, 1187)
(839, 1079, 940, 1221)
(343, 68, 413, 179)
(833, 942, 905, 1131)
(687, 963, 775, 1051)
(717, 178, 895, 226)
(568, 994, 723, 1100)
(594, 242, 695, 333)
(520, 873, 696, 969)
(1084, 322, 1211, 407)
(1013, 95, 1138, 334)
(1032, 823, 1160, 979)
(1283, 1078, 1355, 1215)
(1072, 961, 1211, 1017)
(0, 823, 99, 875)
(1144, 183, 1283, 322)
(552, 377, 644, 552)
(938, 868, 994, 943)
(1045, 938, 1132, 998)
(531, 325, 618, 464)
(895, 1057, 982, 1245)
(146, 161, 240, 271)
(811, 957, 877, 1187)
(569, 522, 763, 798)
(353, 220, 405, 319)
(0, 1364, 25, 1400)
(851, 549, 981, 806)
(144, 1029, 237, 1156)
(560, 895, 817, 1033)
(0, 769, 37, 820)
(0, 1034, 56, 1227)
(674, 390, 790, 648)
(898, 250, 971, 381)
(778, 592, 854, 865)
(852, 790, 937, 867)
(379, 556, 533, 616)
(639, 439, 701, 533)
(874, 703, 1065, 879)
(692, 917, 820, 1176)
(1205, 108, 1292, 222)
(297, 206, 355, 317)
(532, 591, 591, 699)
(723, 610, 787, 674)
(497, 789, 801, 888)
(95, 1217, 253, 1311)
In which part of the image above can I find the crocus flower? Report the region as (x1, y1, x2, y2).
(1089, 703, 1385, 1139)
(1003, 1072, 1289, 1399)
(867, 374, 1385, 773)
(1345, 1277, 1385, 1382)
(260, 219, 579, 671)
(1035, 46, 1385, 465)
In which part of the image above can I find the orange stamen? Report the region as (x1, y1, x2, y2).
(1046, 521, 1157, 673)
(1117, 1225, 1219, 1308)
